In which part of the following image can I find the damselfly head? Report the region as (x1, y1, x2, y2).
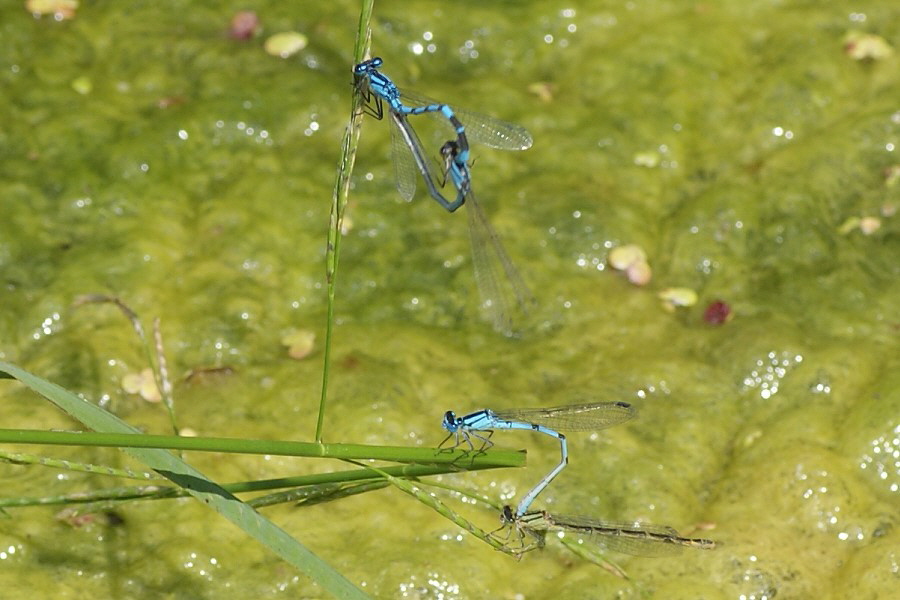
(441, 410, 458, 432)
(440, 140, 460, 160)
(353, 56, 383, 75)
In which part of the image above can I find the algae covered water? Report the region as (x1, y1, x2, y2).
(1, 1, 897, 598)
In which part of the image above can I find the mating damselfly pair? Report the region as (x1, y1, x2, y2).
(353, 57, 534, 336)
(441, 400, 717, 556)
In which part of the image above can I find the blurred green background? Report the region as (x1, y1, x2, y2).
(1, 1, 897, 598)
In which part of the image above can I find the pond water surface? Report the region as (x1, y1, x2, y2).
(1, 1, 898, 598)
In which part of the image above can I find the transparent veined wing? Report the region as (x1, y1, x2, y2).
(400, 90, 533, 151)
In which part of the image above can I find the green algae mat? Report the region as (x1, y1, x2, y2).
(1, 1, 898, 598)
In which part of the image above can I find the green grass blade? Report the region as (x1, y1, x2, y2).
(0, 449, 163, 481)
(317, 0, 374, 442)
(0, 360, 367, 599)
(1, 462, 516, 508)
(0, 484, 181, 509)
(0, 428, 524, 467)
(351, 461, 520, 556)
(250, 480, 390, 509)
